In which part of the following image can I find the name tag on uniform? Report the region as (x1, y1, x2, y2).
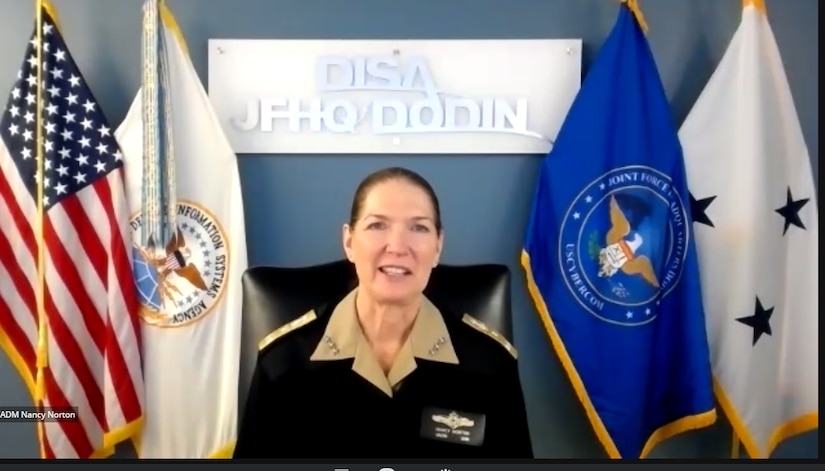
(420, 407, 486, 446)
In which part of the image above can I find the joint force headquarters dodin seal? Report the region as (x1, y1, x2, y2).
(558, 165, 689, 327)
(129, 200, 230, 328)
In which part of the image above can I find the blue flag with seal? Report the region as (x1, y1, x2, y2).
(521, 0, 717, 458)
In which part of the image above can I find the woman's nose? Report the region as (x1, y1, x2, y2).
(384, 226, 409, 254)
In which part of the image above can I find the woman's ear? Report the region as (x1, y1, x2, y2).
(342, 223, 354, 262)
(434, 230, 444, 267)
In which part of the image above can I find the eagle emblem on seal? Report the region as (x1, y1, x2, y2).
(149, 226, 208, 298)
(597, 195, 660, 289)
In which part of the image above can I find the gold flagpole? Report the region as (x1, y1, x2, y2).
(33, 0, 49, 460)
(620, 0, 649, 33)
(743, 0, 766, 14)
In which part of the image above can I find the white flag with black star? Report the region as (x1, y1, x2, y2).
(679, 0, 818, 458)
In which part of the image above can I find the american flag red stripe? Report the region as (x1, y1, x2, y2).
(0, 6, 144, 459)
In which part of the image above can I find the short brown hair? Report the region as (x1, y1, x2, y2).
(348, 167, 443, 233)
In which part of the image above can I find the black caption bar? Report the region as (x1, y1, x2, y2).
(2, 460, 817, 467)
(290, 464, 813, 471)
(81, 461, 822, 469)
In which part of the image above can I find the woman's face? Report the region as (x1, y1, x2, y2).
(343, 178, 443, 306)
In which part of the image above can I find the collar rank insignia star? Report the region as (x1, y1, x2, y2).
(428, 336, 447, 356)
(324, 336, 340, 355)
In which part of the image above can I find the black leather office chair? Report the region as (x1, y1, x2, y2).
(237, 259, 513, 420)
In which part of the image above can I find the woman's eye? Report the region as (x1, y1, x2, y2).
(366, 221, 386, 230)
(412, 224, 430, 233)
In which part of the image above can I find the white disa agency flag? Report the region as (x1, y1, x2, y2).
(115, 1, 248, 459)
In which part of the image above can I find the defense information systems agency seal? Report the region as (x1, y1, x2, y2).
(130, 201, 230, 328)
(558, 166, 689, 327)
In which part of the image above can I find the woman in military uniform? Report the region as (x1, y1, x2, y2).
(233, 167, 534, 459)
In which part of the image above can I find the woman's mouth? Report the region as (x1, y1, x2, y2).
(379, 265, 412, 277)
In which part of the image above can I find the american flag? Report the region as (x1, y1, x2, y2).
(0, 9, 144, 458)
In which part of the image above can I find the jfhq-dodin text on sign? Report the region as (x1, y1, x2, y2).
(207, 39, 582, 154)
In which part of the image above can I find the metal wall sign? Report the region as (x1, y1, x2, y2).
(207, 39, 582, 154)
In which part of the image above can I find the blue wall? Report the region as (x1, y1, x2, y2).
(0, 0, 818, 459)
